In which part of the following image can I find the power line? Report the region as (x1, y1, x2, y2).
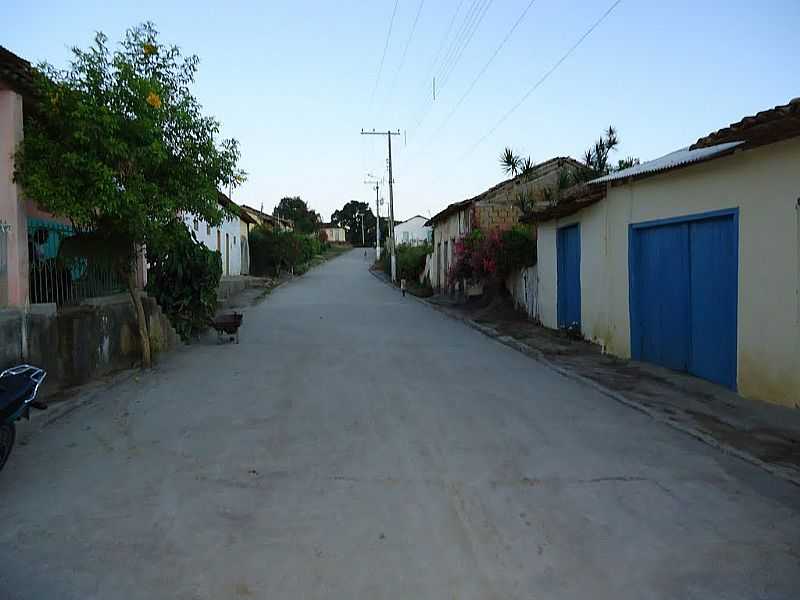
(432, 0, 538, 138)
(417, 0, 467, 97)
(435, 0, 483, 85)
(407, 0, 492, 137)
(369, 0, 401, 112)
(402, 0, 469, 130)
(463, 0, 623, 158)
(385, 0, 426, 109)
(438, 0, 494, 90)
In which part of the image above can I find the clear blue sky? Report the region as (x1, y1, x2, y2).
(5, 0, 798, 221)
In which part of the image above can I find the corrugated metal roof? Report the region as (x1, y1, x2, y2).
(589, 141, 744, 185)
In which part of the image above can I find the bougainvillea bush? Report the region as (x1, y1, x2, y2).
(448, 226, 536, 288)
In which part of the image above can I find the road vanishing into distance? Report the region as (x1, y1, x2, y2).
(2, 249, 799, 599)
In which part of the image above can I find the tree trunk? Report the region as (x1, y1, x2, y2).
(127, 270, 152, 369)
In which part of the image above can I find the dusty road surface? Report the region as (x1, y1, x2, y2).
(2, 249, 799, 599)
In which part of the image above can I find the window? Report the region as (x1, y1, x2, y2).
(402, 231, 410, 243)
(206, 224, 211, 235)
(193, 218, 198, 231)
(233, 236, 237, 245)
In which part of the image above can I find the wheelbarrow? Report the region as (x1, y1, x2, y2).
(210, 312, 243, 344)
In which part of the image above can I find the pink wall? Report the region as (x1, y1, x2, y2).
(0, 89, 28, 307)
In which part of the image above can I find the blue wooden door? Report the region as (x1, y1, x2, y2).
(557, 224, 581, 330)
(689, 215, 738, 389)
(630, 211, 738, 389)
(631, 222, 691, 372)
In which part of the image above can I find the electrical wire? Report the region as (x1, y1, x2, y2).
(402, 0, 470, 129)
(438, 0, 494, 90)
(432, 0, 538, 138)
(434, 0, 483, 86)
(386, 0, 427, 108)
(369, 0, 401, 112)
(408, 0, 492, 136)
(462, 0, 623, 158)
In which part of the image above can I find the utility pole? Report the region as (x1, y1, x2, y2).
(364, 177, 382, 261)
(361, 128, 400, 281)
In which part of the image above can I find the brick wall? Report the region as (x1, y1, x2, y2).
(475, 202, 523, 232)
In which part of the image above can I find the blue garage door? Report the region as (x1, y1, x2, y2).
(630, 210, 738, 389)
(557, 224, 581, 330)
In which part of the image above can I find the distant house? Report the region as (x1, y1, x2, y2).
(185, 192, 255, 277)
(426, 157, 582, 291)
(394, 216, 431, 246)
(240, 205, 293, 232)
(320, 224, 346, 243)
(533, 98, 800, 408)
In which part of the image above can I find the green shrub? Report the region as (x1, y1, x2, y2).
(377, 243, 431, 282)
(249, 226, 324, 276)
(498, 226, 536, 276)
(146, 221, 222, 342)
(396, 243, 431, 282)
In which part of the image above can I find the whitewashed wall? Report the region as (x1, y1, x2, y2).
(505, 265, 538, 320)
(184, 213, 242, 277)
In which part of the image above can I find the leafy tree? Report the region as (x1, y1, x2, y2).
(364, 216, 391, 248)
(331, 200, 373, 246)
(274, 196, 321, 234)
(14, 23, 244, 367)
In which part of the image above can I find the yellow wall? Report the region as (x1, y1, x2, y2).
(538, 138, 800, 408)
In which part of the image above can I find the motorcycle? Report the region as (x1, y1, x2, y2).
(0, 364, 47, 472)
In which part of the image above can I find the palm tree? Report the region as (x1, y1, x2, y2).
(499, 147, 521, 177)
(519, 156, 535, 178)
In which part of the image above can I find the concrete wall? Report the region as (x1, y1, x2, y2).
(537, 138, 800, 408)
(185, 213, 242, 277)
(0, 295, 179, 394)
(395, 217, 431, 246)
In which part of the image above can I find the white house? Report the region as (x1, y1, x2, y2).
(184, 192, 250, 277)
(535, 98, 800, 409)
(321, 224, 347, 243)
(394, 215, 431, 246)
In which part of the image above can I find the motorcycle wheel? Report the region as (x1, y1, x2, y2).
(0, 422, 15, 472)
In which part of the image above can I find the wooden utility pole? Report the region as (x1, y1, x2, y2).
(361, 129, 400, 281)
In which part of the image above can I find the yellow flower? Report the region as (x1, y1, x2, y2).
(146, 91, 162, 109)
(143, 43, 157, 56)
